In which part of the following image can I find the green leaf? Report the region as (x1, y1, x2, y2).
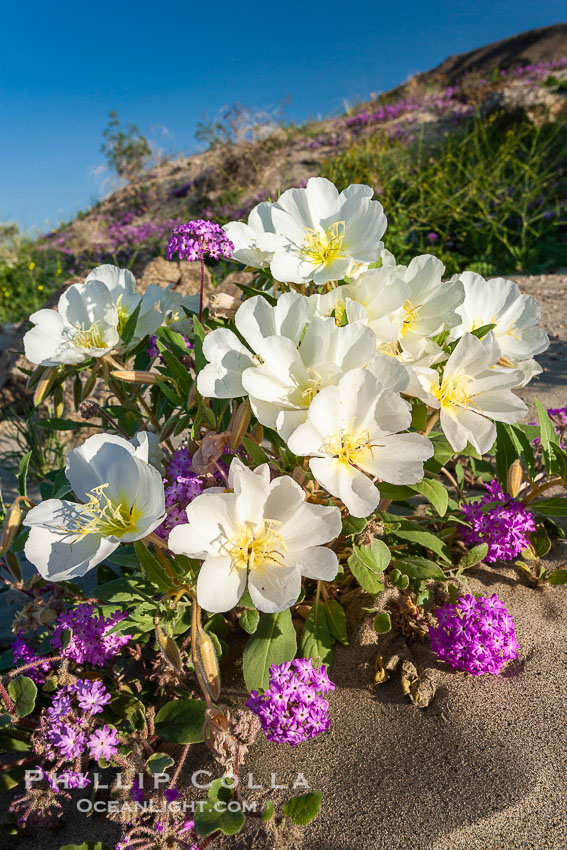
(495, 422, 517, 487)
(194, 778, 245, 836)
(242, 609, 297, 692)
(323, 599, 348, 645)
(239, 607, 260, 635)
(146, 752, 175, 775)
(262, 800, 275, 822)
(375, 482, 414, 502)
(549, 441, 567, 482)
(237, 283, 277, 305)
(385, 517, 451, 563)
(347, 540, 390, 595)
(507, 423, 536, 477)
(154, 698, 207, 743)
(192, 316, 207, 374)
(535, 398, 559, 474)
(37, 418, 96, 431)
(17, 451, 32, 498)
(133, 541, 175, 592)
(394, 557, 446, 581)
(470, 322, 496, 340)
(548, 569, 567, 585)
(341, 515, 368, 538)
(119, 301, 142, 347)
(411, 400, 428, 432)
(532, 523, 551, 558)
(0, 765, 25, 791)
(282, 791, 322, 826)
(299, 600, 332, 666)
(389, 567, 409, 590)
(373, 611, 392, 633)
(8, 676, 37, 718)
(531, 497, 567, 516)
(426, 434, 456, 471)
(411, 478, 448, 516)
(241, 436, 269, 466)
(459, 543, 489, 568)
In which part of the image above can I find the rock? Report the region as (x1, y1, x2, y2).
(480, 80, 566, 120)
(138, 256, 214, 300)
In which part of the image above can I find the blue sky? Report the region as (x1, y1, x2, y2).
(1, 1, 565, 231)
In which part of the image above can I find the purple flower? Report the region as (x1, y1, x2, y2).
(51, 604, 131, 666)
(74, 679, 112, 715)
(426, 232, 438, 243)
(166, 219, 234, 263)
(154, 445, 227, 543)
(13, 633, 52, 684)
(164, 787, 182, 803)
(430, 593, 519, 675)
(460, 479, 535, 562)
(56, 723, 88, 759)
(246, 658, 333, 746)
(87, 725, 119, 761)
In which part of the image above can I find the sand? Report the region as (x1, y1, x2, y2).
(2, 272, 567, 849)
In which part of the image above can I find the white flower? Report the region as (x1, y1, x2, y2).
(86, 264, 162, 342)
(413, 332, 528, 454)
(168, 457, 341, 613)
(268, 178, 387, 285)
(287, 369, 433, 517)
(241, 317, 378, 440)
(23, 434, 165, 581)
(311, 264, 409, 344)
(197, 292, 311, 399)
(389, 255, 464, 355)
(450, 271, 549, 366)
(24, 280, 120, 366)
(223, 202, 286, 268)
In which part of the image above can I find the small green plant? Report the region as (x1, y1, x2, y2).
(0, 224, 64, 323)
(101, 110, 152, 182)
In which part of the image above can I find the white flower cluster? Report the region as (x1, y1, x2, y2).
(23, 264, 198, 366)
(20, 177, 550, 616)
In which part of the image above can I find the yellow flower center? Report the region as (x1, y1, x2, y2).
(223, 520, 287, 573)
(301, 368, 323, 404)
(324, 427, 377, 465)
(73, 322, 105, 350)
(432, 375, 471, 409)
(302, 221, 346, 267)
(66, 483, 141, 542)
(400, 301, 422, 335)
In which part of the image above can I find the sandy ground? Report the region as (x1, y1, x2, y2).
(1, 273, 566, 849)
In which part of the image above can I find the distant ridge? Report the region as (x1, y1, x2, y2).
(415, 22, 567, 86)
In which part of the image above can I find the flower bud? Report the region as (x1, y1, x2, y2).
(194, 626, 221, 702)
(155, 623, 184, 673)
(81, 369, 98, 401)
(228, 401, 251, 450)
(251, 423, 263, 444)
(4, 551, 22, 582)
(33, 367, 58, 406)
(507, 459, 523, 498)
(111, 370, 158, 384)
(26, 364, 47, 391)
(0, 502, 22, 555)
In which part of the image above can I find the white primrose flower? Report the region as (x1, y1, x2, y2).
(449, 271, 549, 386)
(168, 457, 341, 614)
(197, 292, 311, 399)
(23, 434, 166, 581)
(389, 255, 464, 356)
(86, 264, 162, 342)
(268, 178, 387, 285)
(412, 332, 528, 454)
(241, 318, 382, 441)
(223, 202, 286, 268)
(287, 369, 433, 518)
(24, 280, 120, 366)
(310, 264, 409, 345)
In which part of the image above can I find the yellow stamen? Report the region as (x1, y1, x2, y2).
(223, 519, 287, 574)
(432, 375, 472, 409)
(400, 301, 422, 335)
(323, 427, 379, 465)
(116, 295, 130, 335)
(73, 321, 105, 350)
(302, 221, 346, 267)
(64, 483, 141, 543)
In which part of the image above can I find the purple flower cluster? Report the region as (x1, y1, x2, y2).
(430, 593, 519, 675)
(166, 219, 234, 262)
(13, 633, 52, 684)
(460, 479, 535, 563)
(51, 604, 131, 666)
(154, 445, 227, 543)
(343, 87, 473, 135)
(41, 679, 118, 762)
(38, 766, 91, 791)
(107, 215, 182, 253)
(246, 659, 334, 746)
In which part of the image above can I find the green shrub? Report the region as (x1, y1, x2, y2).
(322, 111, 567, 275)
